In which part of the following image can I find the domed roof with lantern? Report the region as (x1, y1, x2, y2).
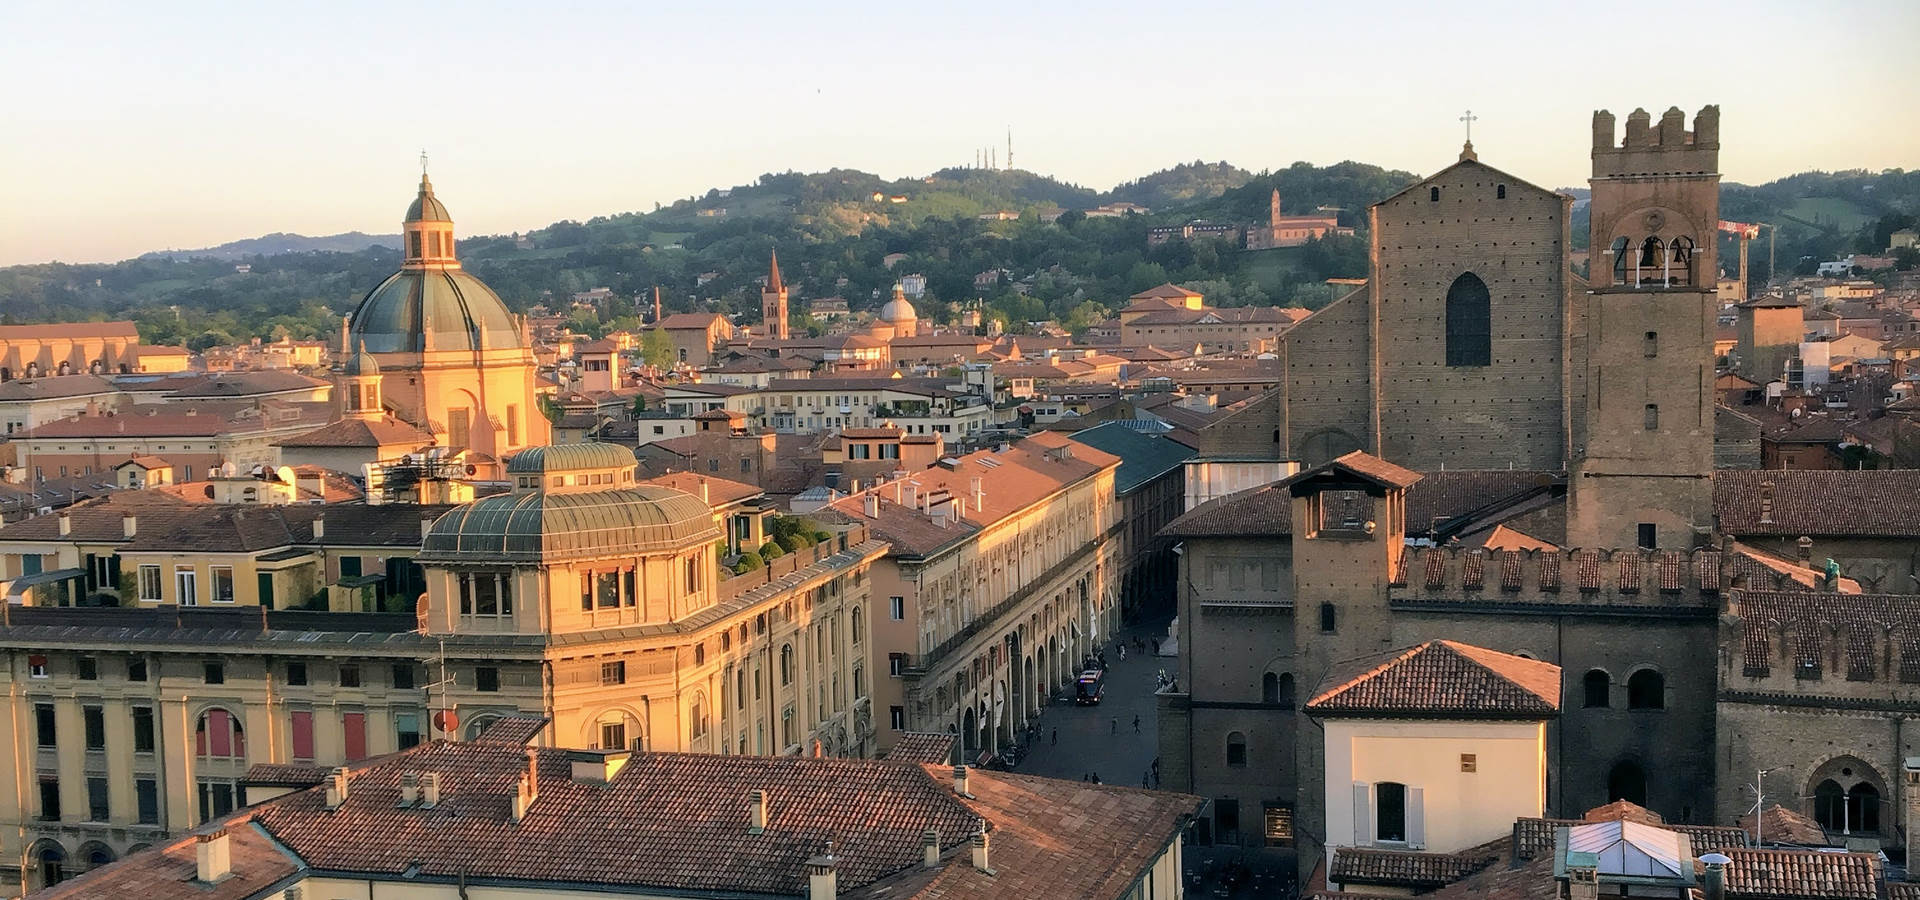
(345, 167, 523, 355)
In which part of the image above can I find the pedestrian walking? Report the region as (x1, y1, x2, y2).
(1153, 770, 1161, 788)
(1051, 728, 1057, 746)
(1110, 718, 1118, 735)
(1143, 771, 1150, 788)
(1133, 714, 1141, 733)
(1091, 772, 1101, 784)
(1151, 637, 1160, 654)
(1119, 644, 1127, 661)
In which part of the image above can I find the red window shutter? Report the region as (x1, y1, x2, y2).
(208, 709, 232, 758)
(343, 712, 366, 762)
(291, 711, 314, 762)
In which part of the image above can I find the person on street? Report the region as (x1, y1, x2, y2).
(1110, 718, 1117, 735)
(1133, 714, 1141, 732)
(1051, 728, 1057, 746)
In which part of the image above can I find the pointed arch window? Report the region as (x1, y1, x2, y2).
(1611, 237, 1630, 283)
(1444, 273, 1492, 367)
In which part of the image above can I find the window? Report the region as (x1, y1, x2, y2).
(1226, 731, 1247, 767)
(197, 778, 238, 822)
(77, 657, 97, 680)
(135, 778, 159, 825)
(35, 702, 56, 747)
(458, 572, 513, 619)
(1644, 331, 1658, 358)
(852, 609, 864, 644)
(204, 661, 224, 684)
(889, 653, 906, 677)
(889, 596, 904, 620)
(1376, 782, 1408, 843)
(1429, 186, 1440, 202)
(396, 712, 422, 750)
(475, 666, 500, 692)
(1644, 404, 1659, 431)
(1583, 670, 1611, 708)
(175, 567, 197, 606)
(1264, 804, 1295, 846)
(1320, 602, 1337, 633)
(132, 706, 155, 753)
(780, 644, 794, 685)
(290, 710, 314, 761)
(209, 565, 235, 603)
(1496, 184, 1507, 199)
(1627, 669, 1665, 710)
(1444, 273, 1492, 367)
(336, 664, 361, 688)
(83, 706, 105, 751)
(87, 776, 109, 822)
(392, 664, 416, 690)
(506, 405, 520, 447)
(853, 665, 865, 699)
(1637, 524, 1657, 551)
(600, 720, 627, 751)
(448, 408, 471, 449)
(339, 556, 362, 579)
(286, 661, 308, 685)
(343, 712, 367, 761)
(890, 705, 906, 730)
(195, 709, 246, 760)
(127, 658, 147, 682)
(1215, 798, 1240, 842)
(39, 776, 61, 821)
(28, 655, 47, 678)
(601, 660, 627, 685)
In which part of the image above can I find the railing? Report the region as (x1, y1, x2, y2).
(715, 525, 872, 603)
(904, 538, 1097, 678)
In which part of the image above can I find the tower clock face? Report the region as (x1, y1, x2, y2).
(1643, 210, 1665, 232)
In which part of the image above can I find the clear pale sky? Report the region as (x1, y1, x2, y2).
(4, 0, 1916, 267)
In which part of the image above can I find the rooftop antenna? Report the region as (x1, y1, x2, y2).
(419, 149, 429, 176)
(1743, 764, 1792, 845)
(1007, 126, 1013, 172)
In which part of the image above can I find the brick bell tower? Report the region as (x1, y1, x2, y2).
(1568, 105, 1720, 550)
(762, 250, 790, 340)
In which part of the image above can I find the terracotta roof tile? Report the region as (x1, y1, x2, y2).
(33, 818, 298, 900)
(1716, 469, 1920, 537)
(1739, 805, 1830, 847)
(1733, 591, 1920, 681)
(1306, 641, 1561, 719)
(883, 732, 957, 766)
(1329, 845, 1497, 888)
(1724, 847, 1879, 899)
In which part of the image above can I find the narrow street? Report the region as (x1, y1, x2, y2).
(1017, 613, 1173, 790)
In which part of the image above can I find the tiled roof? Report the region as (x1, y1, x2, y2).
(657, 312, 729, 329)
(472, 714, 550, 745)
(638, 471, 763, 507)
(0, 373, 117, 400)
(1307, 640, 1560, 719)
(883, 732, 957, 766)
(276, 416, 434, 448)
(1715, 469, 1920, 537)
(167, 370, 328, 398)
(244, 763, 334, 787)
(34, 818, 299, 900)
(1732, 591, 1920, 680)
(1740, 804, 1830, 847)
(1583, 799, 1665, 824)
(1318, 451, 1423, 489)
(1329, 845, 1498, 888)
(1724, 848, 1880, 899)
(1160, 469, 1546, 541)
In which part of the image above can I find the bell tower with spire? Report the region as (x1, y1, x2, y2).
(762, 251, 790, 340)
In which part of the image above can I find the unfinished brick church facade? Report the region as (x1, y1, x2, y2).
(1153, 105, 1852, 875)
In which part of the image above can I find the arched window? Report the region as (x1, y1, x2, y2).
(1429, 187, 1440, 202)
(1226, 731, 1247, 766)
(1641, 236, 1665, 272)
(35, 842, 66, 888)
(1627, 669, 1665, 710)
(779, 644, 794, 686)
(1669, 236, 1695, 285)
(1444, 273, 1491, 367)
(1376, 782, 1408, 842)
(1262, 672, 1279, 704)
(1814, 779, 1846, 830)
(690, 691, 710, 739)
(852, 609, 864, 645)
(1320, 602, 1337, 633)
(1607, 761, 1647, 805)
(194, 708, 245, 760)
(1852, 783, 1882, 833)
(1278, 673, 1295, 708)
(1496, 184, 1507, 199)
(1583, 670, 1611, 708)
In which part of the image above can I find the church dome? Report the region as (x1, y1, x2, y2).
(880, 285, 918, 325)
(421, 483, 720, 563)
(340, 340, 381, 377)
(349, 269, 522, 353)
(406, 175, 451, 223)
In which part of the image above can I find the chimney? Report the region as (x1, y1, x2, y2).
(195, 829, 232, 883)
(863, 492, 880, 518)
(922, 829, 941, 867)
(970, 822, 994, 875)
(953, 764, 972, 798)
(1905, 758, 1920, 867)
(970, 476, 984, 509)
(312, 511, 325, 540)
(904, 482, 917, 509)
(57, 512, 70, 537)
(1759, 481, 1774, 525)
(510, 746, 541, 822)
(122, 513, 137, 538)
(397, 772, 420, 807)
(1701, 852, 1731, 900)
(699, 478, 710, 504)
(1565, 862, 1599, 900)
(747, 789, 769, 834)
(421, 772, 441, 808)
(1796, 535, 1813, 566)
(324, 766, 349, 809)
(806, 850, 838, 900)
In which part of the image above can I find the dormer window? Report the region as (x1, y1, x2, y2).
(1311, 490, 1374, 536)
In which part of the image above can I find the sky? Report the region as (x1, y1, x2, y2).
(3, 0, 1917, 267)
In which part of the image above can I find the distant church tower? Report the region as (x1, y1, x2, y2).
(762, 251, 790, 340)
(1568, 106, 1721, 550)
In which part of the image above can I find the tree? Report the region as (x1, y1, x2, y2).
(641, 329, 676, 369)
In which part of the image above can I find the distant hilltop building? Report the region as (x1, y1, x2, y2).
(1246, 190, 1353, 249)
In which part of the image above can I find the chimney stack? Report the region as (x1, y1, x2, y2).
(312, 511, 326, 540)
(970, 822, 993, 874)
(953, 764, 972, 798)
(397, 772, 420, 807)
(1566, 863, 1599, 900)
(1797, 535, 1813, 566)
(195, 829, 232, 883)
(324, 766, 349, 809)
(970, 476, 984, 510)
(509, 746, 541, 822)
(57, 512, 70, 537)
(863, 491, 880, 518)
(748, 789, 769, 834)
(421, 772, 441, 807)
(922, 829, 941, 867)
(1701, 852, 1730, 900)
(806, 850, 838, 900)
(122, 513, 137, 538)
(1759, 481, 1775, 525)
(699, 478, 710, 504)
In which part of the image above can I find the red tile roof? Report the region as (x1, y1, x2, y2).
(883, 732, 957, 766)
(1329, 844, 1499, 888)
(1306, 641, 1561, 719)
(276, 416, 433, 448)
(1740, 804, 1830, 847)
(1724, 848, 1880, 899)
(34, 817, 299, 900)
(1715, 469, 1920, 537)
